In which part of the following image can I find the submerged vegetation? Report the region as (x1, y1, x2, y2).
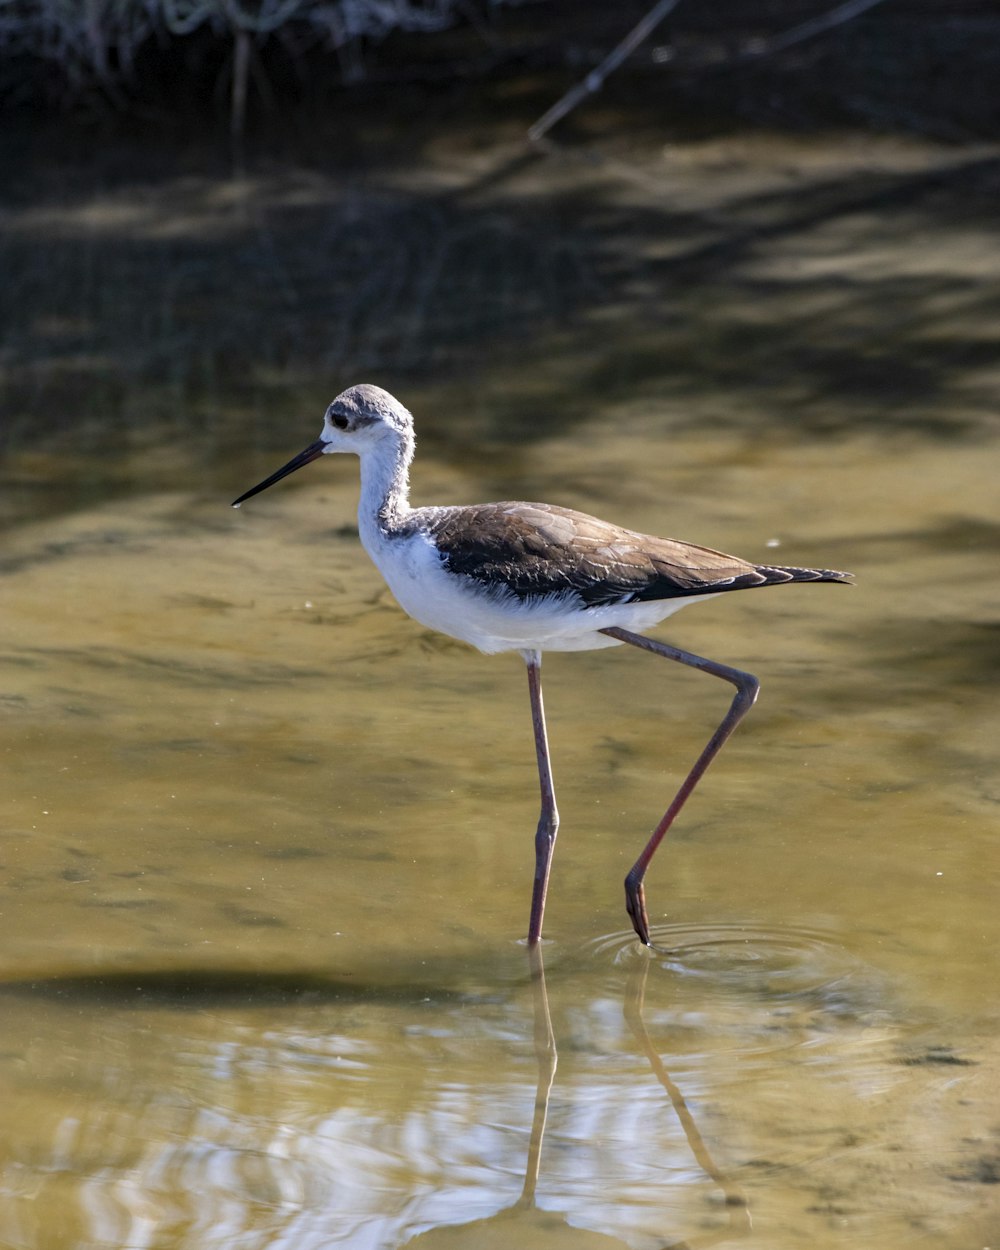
(2, 1, 998, 139)
(0, 0, 529, 131)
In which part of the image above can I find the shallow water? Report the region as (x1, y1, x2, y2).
(2, 125, 999, 1247)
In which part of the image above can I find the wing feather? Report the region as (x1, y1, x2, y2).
(418, 502, 850, 607)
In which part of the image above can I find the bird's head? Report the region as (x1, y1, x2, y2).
(231, 384, 413, 508)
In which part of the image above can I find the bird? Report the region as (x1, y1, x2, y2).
(232, 384, 851, 947)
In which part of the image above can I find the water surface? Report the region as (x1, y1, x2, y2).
(1, 125, 998, 1248)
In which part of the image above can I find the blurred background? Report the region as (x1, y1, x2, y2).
(1, 3, 999, 1247)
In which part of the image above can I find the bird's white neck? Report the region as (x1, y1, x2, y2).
(357, 428, 415, 550)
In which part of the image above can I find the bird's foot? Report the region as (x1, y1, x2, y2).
(624, 874, 652, 947)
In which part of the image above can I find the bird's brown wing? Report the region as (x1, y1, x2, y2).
(421, 502, 848, 607)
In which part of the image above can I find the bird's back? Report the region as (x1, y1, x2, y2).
(417, 501, 851, 608)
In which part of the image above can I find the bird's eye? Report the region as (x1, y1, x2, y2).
(330, 412, 349, 431)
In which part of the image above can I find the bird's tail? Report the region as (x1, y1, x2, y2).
(753, 564, 854, 587)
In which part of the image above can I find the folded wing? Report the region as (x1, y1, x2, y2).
(423, 502, 851, 607)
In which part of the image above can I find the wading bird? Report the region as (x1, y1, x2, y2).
(233, 385, 850, 945)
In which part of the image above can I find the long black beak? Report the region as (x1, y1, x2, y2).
(231, 438, 328, 507)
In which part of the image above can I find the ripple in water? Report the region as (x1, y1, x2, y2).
(589, 921, 887, 1020)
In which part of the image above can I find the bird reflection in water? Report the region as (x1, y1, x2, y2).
(403, 947, 751, 1249)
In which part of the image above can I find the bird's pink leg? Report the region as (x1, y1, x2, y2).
(599, 626, 760, 946)
(524, 650, 559, 945)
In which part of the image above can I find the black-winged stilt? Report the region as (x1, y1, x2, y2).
(233, 384, 851, 946)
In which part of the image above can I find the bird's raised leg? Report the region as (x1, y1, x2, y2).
(523, 650, 559, 945)
(599, 625, 760, 946)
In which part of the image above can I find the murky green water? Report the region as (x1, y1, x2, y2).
(2, 123, 998, 1247)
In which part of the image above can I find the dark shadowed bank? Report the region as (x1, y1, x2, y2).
(1, 0, 999, 518)
(3, 0, 1000, 137)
